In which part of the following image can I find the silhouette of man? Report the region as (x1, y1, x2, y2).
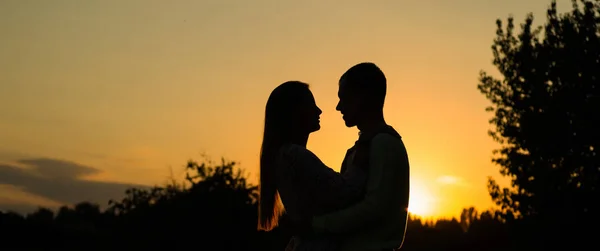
(311, 62, 410, 251)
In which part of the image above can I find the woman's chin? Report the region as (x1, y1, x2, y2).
(310, 125, 321, 133)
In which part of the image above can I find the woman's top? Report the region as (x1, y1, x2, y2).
(275, 143, 367, 251)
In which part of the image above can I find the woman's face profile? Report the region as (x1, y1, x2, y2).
(293, 90, 322, 134)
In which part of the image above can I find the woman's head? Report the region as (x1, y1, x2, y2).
(257, 81, 322, 231)
(264, 81, 322, 138)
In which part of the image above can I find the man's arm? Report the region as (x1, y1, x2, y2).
(311, 134, 408, 234)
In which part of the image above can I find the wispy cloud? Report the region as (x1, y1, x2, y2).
(436, 175, 469, 187)
(0, 184, 62, 213)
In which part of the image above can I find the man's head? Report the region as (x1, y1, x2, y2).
(336, 62, 387, 128)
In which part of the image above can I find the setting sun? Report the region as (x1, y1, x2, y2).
(408, 182, 436, 217)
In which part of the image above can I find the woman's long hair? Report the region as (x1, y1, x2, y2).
(257, 81, 310, 231)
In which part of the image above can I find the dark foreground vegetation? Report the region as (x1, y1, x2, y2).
(0, 159, 504, 251)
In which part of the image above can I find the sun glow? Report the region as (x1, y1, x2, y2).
(408, 182, 436, 217)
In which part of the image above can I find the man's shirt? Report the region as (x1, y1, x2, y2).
(312, 126, 410, 251)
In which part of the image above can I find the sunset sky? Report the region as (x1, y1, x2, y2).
(0, 0, 573, 218)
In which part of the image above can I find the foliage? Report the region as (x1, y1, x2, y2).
(0, 156, 509, 251)
(477, 0, 599, 247)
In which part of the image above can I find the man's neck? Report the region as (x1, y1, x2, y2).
(357, 115, 387, 135)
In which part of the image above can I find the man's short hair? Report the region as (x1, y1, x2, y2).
(340, 62, 387, 108)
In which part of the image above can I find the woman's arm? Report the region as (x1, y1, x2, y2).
(279, 144, 366, 213)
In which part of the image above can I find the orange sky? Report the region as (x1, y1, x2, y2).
(0, 0, 573, 218)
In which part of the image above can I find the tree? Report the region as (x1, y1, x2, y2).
(26, 207, 55, 223)
(104, 157, 267, 250)
(477, 0, 599, 245)
(459, 207, 478, 232)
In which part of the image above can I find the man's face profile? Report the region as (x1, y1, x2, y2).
(336, 79, 362, 128)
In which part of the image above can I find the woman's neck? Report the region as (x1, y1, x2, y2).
(290, 133, 309, 147)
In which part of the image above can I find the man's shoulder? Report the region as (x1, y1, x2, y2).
(369, 133, 409, 172)
(370, 132, 408, 159)
(371, 132, 404, 147)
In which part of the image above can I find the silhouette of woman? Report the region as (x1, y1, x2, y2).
(257, 81, 367, 251)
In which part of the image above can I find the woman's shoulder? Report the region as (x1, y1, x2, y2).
(278, 143, 321, 164)
(277, 144, 306, 169)
(275, 144, 311, 188)
(279, 143, 305, 156)
(277, 144, 330, 179)
(279, 144, 322, 169)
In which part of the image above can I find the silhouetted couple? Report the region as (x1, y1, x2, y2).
(258, 62, 410, 251)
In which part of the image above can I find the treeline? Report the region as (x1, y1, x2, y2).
(1, 159, 511, 251)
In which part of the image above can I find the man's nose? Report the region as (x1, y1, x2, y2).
(335, 101, 341, 111)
